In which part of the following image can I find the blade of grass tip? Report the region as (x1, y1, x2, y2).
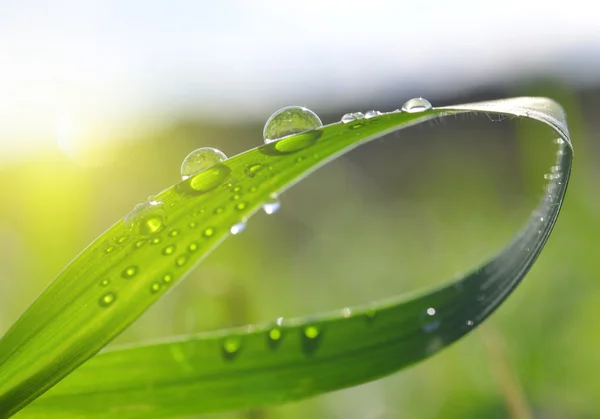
(2, 98, 572, 419)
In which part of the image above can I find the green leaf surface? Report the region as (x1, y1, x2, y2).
(0, 98, 572, 418)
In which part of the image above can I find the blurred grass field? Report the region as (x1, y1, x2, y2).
(0, 82, 598, 418)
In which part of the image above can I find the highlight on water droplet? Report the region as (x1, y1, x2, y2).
(180, 147, 228, 180)
(122, 265, 138, 279)
(401, 97, 432, 113)
(99, 292, 116, 307)
(222, 336, 242, 360)
(421, 307, 440, 333)
(263, 106, 323, 143)
(262, 194, 281, 215)
(230, 221, 246, 235)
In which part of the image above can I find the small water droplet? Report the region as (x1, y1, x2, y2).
(230, 221, 246, 235)
(235, 202, 247, 211)
(304, 325, 319, 339)
(421, 307, 440, 333)
(180, 147, 228, 180)
(249, 186, 258, 193)
(233, 186, 242, 193)
(175, 256, 187, 267)
(169, 229, 180, 237)
(134, 239, 146, 248)
(117, 235, 129, 244)
(189, 221, 197, 229)
(163, 274, 173, 283)
(122, 266, 138, 279)
(222, 337, 242, 360)
(104, 246, 115, 254)
(150, 282, 161, 293)
(365, 110, 382, 119)
(203, 227, 215, 237)
(267, 327, 283, 349)
(213, 207, 224, 215)
(188, 242, 199, 252)
(341, 307, 352, 318)
(263, 106, 323, 143)
(341, 112, 365, 123)
(401, 97, 432, 113)
(125, 200, 166, 236)
(100, 279, 110, 287)
(245, 163, 266, 178)
(466, 320, 474, 327)
(262, 196, 281, 215)
(231, 194, 241, 201)
(99, 292, 116, 307)
(162, 245, 176, 255)
(301, 324, 322, 355)
(150, 237, 162, 245)
(365, 307, 377, 321)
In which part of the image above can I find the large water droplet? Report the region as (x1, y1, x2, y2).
(180, 147, 228, 180)
(177, 164, 232, 196)
(230, 221, 246, 235)
(401, 97, 432, 113)
(263, 106, 323, 143)
(99, 292, 116, 307)
(125, 199, 166, 236)
(262, 195, 281, 215)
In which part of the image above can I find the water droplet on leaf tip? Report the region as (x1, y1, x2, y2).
(401, 97, 432, 113)
(263, 106, 323, 143)
(262, 198, 281, 215)
(180, 147, 228, 180)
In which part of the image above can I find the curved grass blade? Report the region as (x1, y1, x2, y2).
(1, 98, 571, 418)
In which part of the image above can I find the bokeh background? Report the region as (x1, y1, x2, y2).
(1, 1, 599, 418)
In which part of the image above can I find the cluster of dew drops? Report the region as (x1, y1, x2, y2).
(98, 97, 464, 358)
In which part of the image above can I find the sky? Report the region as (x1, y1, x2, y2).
(0, 0, 599, 161)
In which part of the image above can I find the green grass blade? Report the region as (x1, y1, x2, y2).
(1, 97, 572, 418)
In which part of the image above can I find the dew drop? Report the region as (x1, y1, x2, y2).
(365, 110, 382, 119)
(301, 324, 322, 356)
(122, 266, 138, 279)
(189, 221, 198, 229)
(245, 163, 265, 178)
(235, 202, 247, 211)
(263, 106, 323, 143)
(100, 279, 110, 287)
(421, 307, 440, 333)
(177, 164, 232, 196)
(230, 194, 241, 201)
(180, 147, 228, 180)
(267, 327, 283, 349)
(260, 130, 322, 155)
(134, 239, 146, 249)
(150, 237, 162, 245)
(214, 207, 224, 215)
(169, 229, 180, 237)
(150, 282, 161, 293)
(304, 325, 319, 339)
(188, 242, 199, 252)
(401, 97, 432, 113)
(203, 227, 215, 237)
(341, 307, 352, 318)
(262, 196, 281, 215)
(175, 256, 187, 267)
(466, 320, 474, 327)
(230, 221, 246, 235)
(162, 245, 176, 255)
(125, 200, 166, 236)
(163, 273, 173, 284)
(341, 112, 365, 123)
(117, 235, 129, 244)
(104, 246, 114, 254)
(99, 292, 116, 307)
(222, 337, 242, 360)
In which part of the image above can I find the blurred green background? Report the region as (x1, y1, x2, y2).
(1, 2, 600, 418)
